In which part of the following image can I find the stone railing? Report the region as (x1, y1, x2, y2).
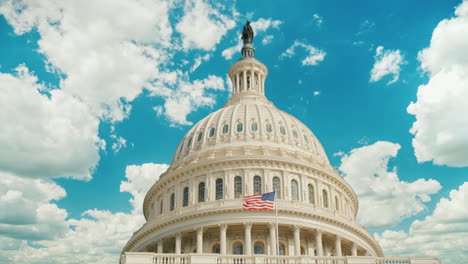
(120, 253, 441, 264)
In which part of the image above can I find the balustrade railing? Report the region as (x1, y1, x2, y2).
(121, 253, 440, 264)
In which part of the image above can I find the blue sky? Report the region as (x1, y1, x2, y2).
(0, 0, 467, 263)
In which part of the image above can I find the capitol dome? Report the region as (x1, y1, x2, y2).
(120, 22, 437, 264)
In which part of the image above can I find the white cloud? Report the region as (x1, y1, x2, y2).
(0, 163, 168, 264)
(121, 163, 169, 215)
(375, 182, 468, 263)
(152, 74, 226, 125)
(407, 1, 468, 167)
(370, 46, 405, 84)
(313, 91, 320, 96)
(176, 0, 235, 51)
(0, 66, 102, 180)
(190, 54, 211, 72)
(0, 172, 68, 241)
(222, 40, 243, 60)
(0, 0, 174, 122)
(280, 40, 326, 66)
(251, 18, 282, 33)
(312, 14, 323, 27)
(262, 35, 274, 45)
(339, 141, 441, 228)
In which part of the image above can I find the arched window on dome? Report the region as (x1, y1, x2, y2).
(303, 134, 309, 143)
(216, 178, 224, 200)
(159, 199, 163, 214)
(170, 193, 175, 211)
(232, 242, 243, 255)
(323, 189, 329, 208)
(292, 128, 298, 138)
(198, 182, 205, 203)
(335, 195, 340, 211)
(222, 124, 229, 134)
(236, 122, 243, 132)
(197, 132, 203, 142)
(209, 127, 215, 137)
(266, 123, 273, 133)
(291, 180, 299, 201)
(212, 243, 220, 254)
(308, 184, 315, 204)
(187, 137, 192, 148)
(273, 177, 281, 199)
(234, 176, 243, 198)
(251, 121, 258, 132)
(254, 241, 265, 254)
(183, 187, 189, 207)
(253, 176, 262, 195)
(280, 126, 286, 135)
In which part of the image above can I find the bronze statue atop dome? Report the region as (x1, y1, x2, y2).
(242, 21, 254, 44)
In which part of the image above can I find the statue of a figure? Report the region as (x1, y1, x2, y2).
(242, 21, 254, 44)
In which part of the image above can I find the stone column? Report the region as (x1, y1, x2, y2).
(175, 233, 181, 254)
(335, 235, 342, 257)
(244, 223, 252, 255)
(236, 72, 240, 93)
(220, 224, 227, 255)
(269, 223, 277, 255)
(351, 242, 357, 256)
(294, 225, 301, 256)
(196, 227, 203, 254)
(242, 70, 247, 91)
(157, 239, 163, 253)
(315, 230, 323, 257)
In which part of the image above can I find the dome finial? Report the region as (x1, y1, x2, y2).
(240, 21, 255, 59)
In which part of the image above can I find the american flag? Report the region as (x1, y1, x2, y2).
(242, 192, 275, 210)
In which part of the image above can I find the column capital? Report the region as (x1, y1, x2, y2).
(335, 234, 341, 240)
(315, 229, 322, 236)
(244, 223, 253, 229)
(219, 224, 228, 231)
(269, 222, 276, 229)
(293, 225, 301, 232)
(196, 227, 203, 233)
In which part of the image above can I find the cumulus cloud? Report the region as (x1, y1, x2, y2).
(176, 0, 236, 51)
(370, 46, 405, 84)
(151, 74, 225, 125)
(280, 40, 326, 66)
(407, 1, 468, 167)
(0, 163, 168, 264)
(339, 141, 441, 228)
(0, 66, 102, 180)
(312, 14, 323, 27)
(221, 17, 282, 60)
(375, 182, 468, 263)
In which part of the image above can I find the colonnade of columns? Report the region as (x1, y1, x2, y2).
(154, 224, 363, 257)
(232, 69, 265, 95)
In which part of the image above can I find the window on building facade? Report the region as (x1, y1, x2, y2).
(304, 134, 309, 143)
(183, 187, 189, 207)
(233, 242, 243, 255)
(187, 137, 192, 147)
(308, 184, 315, 204)
(212, 243, 220, 254)
(222, 124, 229, 134)
(273, 177, 281, 199)
(335, 196, 340, 211)
(198, 182, 205, 203)
(253, 176, 262, 194)
(292, 129, 298, 138)
(197, 132, 203, 142)
(254, 242, 265, 254)
(216, 178, 224, 200)
(291, 180, 299, 200)
(160, 200, 163, 214)
(234, 176, 243, 198)
(170, 193, 175, 211)
(251, 122, 258, 132)
(209, 127, 215, 137)
(280, 126, 286, 135)
(323, 189, 329, 208)
(236, 122, 243, 132)
(279, 243, 286, 256)
(266, 123, 272, 133)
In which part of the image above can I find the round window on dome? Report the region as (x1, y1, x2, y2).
(209, 127, 215, 137)
(197, 132, 203, 142)
(236, 122, 243, 132)
(266, 123, 272, 133)
(222, 124, 229, 134)
(280, 126, 286, 135)
(251, 122, 258, 132)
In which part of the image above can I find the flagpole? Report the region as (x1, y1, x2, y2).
(275, 193, 280, 258)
